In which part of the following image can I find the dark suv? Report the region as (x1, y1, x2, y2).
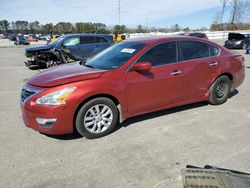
(25, 34, 114, 68)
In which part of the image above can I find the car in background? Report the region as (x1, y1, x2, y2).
(20, 36, 245, 138)
(25, 33, 114, 68)
(224, 32, 250, 49)
(9, 35, 17, 41)
(14, 39, 30, 45)
(189, 32, 208, 39)
(39, 35, 50, 41)
(179, 32, 208, 39)
(26, 37, 38, 42)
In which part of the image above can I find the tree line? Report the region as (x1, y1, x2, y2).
(0, 20, 195, 35)
(0, 20, 113, 35)
(212, 0, 250, 30)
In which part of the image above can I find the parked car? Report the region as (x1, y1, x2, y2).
(14, 40, 30, 45)
(189, 32, 208, 39)
(39, 35, 50, 41)
(20, 36, 245, 138)
(24, 33, 114, 69)
(179, 32, 208, 39)
(26, 37, 38, 42)
(224, 32, 250, 49)
(9, 35, 17, 41)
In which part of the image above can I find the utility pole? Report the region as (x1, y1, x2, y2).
(147, 17, 149, 33)
(118, 0, 121, 25)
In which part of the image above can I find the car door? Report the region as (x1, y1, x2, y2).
(178, 40, 220, 100)
(78, 36, 97, 60)
(125, 41, 184, 114)
(62, 36, 80, 59)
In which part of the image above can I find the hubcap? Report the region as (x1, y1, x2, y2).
(215, 82, 226, 98)
(84, 104, 113, 134)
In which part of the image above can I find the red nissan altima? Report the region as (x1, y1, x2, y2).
(20, 36, 245, 138)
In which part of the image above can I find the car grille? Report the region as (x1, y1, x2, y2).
(21, 87, 37, 103)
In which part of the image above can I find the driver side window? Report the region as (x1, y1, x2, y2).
(137, 41, 177, 66)
(63, 37, 80, 46)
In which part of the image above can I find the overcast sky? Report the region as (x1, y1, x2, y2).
(0, 0, 227, 28)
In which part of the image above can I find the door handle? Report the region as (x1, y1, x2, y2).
(209, 62, 218, 67)
(170, 70, 182, 76)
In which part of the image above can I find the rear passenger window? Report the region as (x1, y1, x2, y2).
(179, 41, 209, 61)
(137, 41, 177, 66)
(80, 36, 96, 44)
(209, 45, 220, 56)
(96, 37, 108, 43)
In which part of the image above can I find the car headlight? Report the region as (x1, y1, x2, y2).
(36, 87, 76, 105)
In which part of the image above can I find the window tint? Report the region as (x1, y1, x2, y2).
(137, 41, 177, 66)
(80, 36, 96, 44)
(209, 45, 220, 56)
(179, 41, 209, 61)
(96, 37, 108, 43)
(63, 37, 80, 46)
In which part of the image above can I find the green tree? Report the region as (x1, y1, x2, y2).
(29, 21, 40, 34)
(15, 20, 29, 33)
(114, 25, 126, 33)
(172, 24, 180, 32)
(136, 25, 146, 33)
(0, 20, 10, 34)
(41, 23, 54, 34)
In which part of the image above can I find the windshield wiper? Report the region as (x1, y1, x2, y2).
(84, 64, 96, 69)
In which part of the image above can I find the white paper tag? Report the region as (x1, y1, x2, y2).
(121, 48, 136, 53)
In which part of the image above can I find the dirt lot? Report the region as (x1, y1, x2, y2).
(0, 40, 250, 188)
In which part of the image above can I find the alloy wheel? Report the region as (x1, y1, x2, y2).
(84, 104, 113, 134)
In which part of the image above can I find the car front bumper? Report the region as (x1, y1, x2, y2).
(20, 96, 75, 135)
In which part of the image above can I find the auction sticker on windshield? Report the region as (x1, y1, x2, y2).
(121, 48, 136, 53)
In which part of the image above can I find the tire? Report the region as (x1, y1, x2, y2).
(209, 75, 231, 105)
(247, 50, 249, 54)
(75, 97, 118, 139)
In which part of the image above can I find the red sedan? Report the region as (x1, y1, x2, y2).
(20, 36, 245, 138)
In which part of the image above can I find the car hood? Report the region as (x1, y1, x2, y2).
(25, 44, 53, 52)
(228, 33, 245, 41)
(28, 62, 106, 87)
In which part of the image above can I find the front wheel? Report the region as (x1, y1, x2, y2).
(75, 97, 118, 139)
(209, 76, 231, 105)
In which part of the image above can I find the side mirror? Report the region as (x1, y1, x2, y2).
(133, 62, 152, 72)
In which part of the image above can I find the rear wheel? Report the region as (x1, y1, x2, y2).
(209, 76, 231, 105)
(75, 97, 118, 139)
(247, 49, 249, 54)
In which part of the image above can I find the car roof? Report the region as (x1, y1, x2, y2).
(63, 33, 111, 38)
(126, 35, 209, 44)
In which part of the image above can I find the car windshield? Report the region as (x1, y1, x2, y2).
(85, 41, 147, 70)
(48, 36, 65, 46)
